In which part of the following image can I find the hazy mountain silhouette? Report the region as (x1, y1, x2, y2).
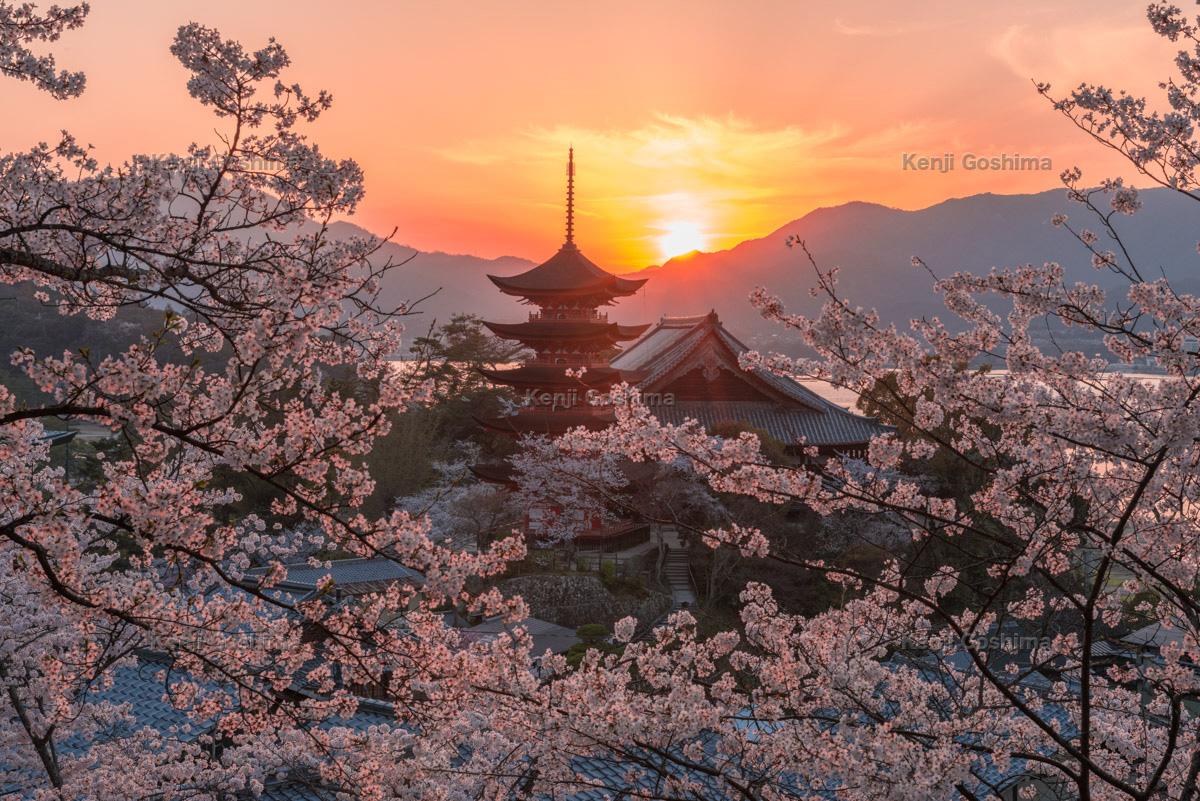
(343, 188, 1199, 353)
(626, 187, 1199, 350)
(321, 221, 535, 340)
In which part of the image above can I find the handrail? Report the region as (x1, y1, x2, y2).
(528, 310, 608, 322)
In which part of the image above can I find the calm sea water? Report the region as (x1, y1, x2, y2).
(797, 371, 1169, 413)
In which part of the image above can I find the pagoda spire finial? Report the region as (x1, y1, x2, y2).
(565, 146, 575, 248)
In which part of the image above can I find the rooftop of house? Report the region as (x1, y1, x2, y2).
(245, 557, 426, 602)
(457, 615, 581, 656)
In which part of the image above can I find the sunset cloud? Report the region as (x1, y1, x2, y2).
(988, 16, 1171, 91)
(3, 0, 1161, 270)
(832, 16, 957, 38)
(439, 114, 841, 186)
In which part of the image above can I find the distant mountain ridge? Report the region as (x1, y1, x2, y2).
(345, 188, 1200, 353)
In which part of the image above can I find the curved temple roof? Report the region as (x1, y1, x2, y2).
(487, 148, 646, 302)
(483, 319, 650, 343)
(612, 312, 891, 449)
(487, 244, 647, 300)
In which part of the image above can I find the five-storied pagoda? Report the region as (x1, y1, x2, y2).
(475, 149, 650, 435)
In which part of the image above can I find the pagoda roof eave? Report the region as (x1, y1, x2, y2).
(485, 244, 647, 299)
(486, 274, 647, 300)
(482, 320, 651, 342)
(470, 461, 518, 487)
(477, 364, 645, 387)
(473, 410, 616, 435)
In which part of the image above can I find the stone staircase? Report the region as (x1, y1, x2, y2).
(659, 526, 697, 611)
(630, 526, 701, 642)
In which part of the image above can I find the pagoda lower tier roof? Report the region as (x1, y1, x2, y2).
(477, 364, 644, 388)
(474, 409, 615, 436)
(482, 319, 650, 343)
(488, 244, 647, 300)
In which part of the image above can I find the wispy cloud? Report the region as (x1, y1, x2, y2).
(833, 17, 957, 38)
(439, 114, 840, 177)
(438, 113, 844, 208)
(988, 17, 1168, 87)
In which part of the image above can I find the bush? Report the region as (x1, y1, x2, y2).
(599, 559, 617, 587)
(575, 623, 609, 643)
(566, 624, 624, 668)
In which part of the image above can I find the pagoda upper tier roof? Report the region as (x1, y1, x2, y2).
(477, 363, 644, 388)
(487, 244, 647, 299)
(483, 319, 650, 343)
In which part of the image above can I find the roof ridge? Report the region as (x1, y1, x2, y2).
(658, 314, 711, 326)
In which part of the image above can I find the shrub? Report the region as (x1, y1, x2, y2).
(566, 625, 624, 668)
(599, 559, 617, 587)
(575, 623, 609, 643)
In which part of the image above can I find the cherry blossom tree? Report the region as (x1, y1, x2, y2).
(396, 449, 522, 552)
(509, 434, 631, 544)
(9, 2, 1200, 800)
(498, 4, 1200, 799)
(0, 8, 533, 799)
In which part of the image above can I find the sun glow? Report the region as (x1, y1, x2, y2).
(656, 221, 709, 262)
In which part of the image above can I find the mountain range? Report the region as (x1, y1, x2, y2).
(348, 187, 1200, 354)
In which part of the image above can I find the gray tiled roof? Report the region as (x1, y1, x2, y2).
(3, 659, 211, 797)
(612, 314, 889, 447)
(610, 319, 699, 370)
(48, 659, 207, 757)
(562, 648, 1074, 801)
(3, 655, 399, 800)
(653, 401, 888, 448)
(11, 647, 1062, 801)
(259, 784, 337, 801)
(1121, 622, 1185, 650)
(460, 616, 581, 655)
(248, 557, 425, 593)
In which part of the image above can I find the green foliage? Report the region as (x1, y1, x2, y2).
(856, 367, 1042, 615)
(0, 283, 193, 406)
(1, 300, 518, 527)
(566, 623, 623, 668)
(856, 367, 997, 498)
(598, 559, 617, 587)
(575, 623, 609, 643)
(1121, 588, 1161, 628)
(351, 315, 518, 517)
(406, 313, 520, 405)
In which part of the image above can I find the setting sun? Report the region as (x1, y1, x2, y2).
(655, 220, 709, 262)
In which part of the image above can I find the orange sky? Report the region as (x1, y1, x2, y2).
(0, 1, 1177, 269)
